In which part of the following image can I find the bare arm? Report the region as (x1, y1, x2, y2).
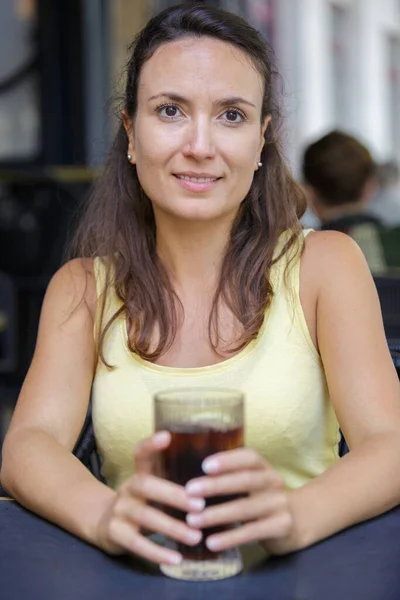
(0, 259, 116, 545)
(0, 259, 203, 564)
(167, 231, 400, 556)
(284, 231, 400, 551)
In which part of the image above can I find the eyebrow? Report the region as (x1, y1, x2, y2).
(148, 92, 257, 109)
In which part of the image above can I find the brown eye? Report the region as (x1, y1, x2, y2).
(226, 110, 239, 121)
(223, 109, 245, 124)
(158, 104, 181, 119)
(165, 105, 177, 117)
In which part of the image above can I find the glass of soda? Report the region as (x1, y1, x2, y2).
(154, 388, 244, 581)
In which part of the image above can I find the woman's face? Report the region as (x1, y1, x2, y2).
(125, 36, 269, 223)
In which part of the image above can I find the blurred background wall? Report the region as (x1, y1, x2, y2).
(155, 0, 400, 171)
(0, 0, 399, 440)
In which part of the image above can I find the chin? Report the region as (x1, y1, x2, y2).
(161, 199, 234, 222)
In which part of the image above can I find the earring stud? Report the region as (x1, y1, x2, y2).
(127, 153, 132, 161)
(258, 162, 262, 167)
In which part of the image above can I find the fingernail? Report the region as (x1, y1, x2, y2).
(188, 497, 205, 511)
(186, 513, 202, 527)
(186, 529, 202, 545)
(185, 481, 203, 495)
(202, 458, 219, 474)
(168, 553, 183, 565)
(154, 431, 170, 445)
(206, 537, 220, 551)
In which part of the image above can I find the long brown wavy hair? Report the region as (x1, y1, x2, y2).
(70, 2, 307, 367)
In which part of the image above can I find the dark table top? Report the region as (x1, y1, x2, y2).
(1, 498, 400, 600)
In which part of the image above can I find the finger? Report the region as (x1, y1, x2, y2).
(205, 513, 293, 553)
(134, 431, 171, 474)
(201, 448, 269, 475)
(185, 469, 282, 498)
(127, 500, 203, 547)
(186, 491, 288, 529)
(124, 474, 205, 513)
(108, 520, 182, 565)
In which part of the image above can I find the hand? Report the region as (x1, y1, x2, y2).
(95, 431, 205, 565)
(184, 448, 294, 554)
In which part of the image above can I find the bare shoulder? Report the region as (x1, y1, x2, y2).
(302, 234, 399, 451)
(45, 258, 98, 323)
(298, 231, 377, 352)
(3, 258, 99, 451)
(301, 230, 373, 294)
(304, 228, 364, 253)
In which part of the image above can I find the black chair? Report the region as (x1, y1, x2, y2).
(0, 273, 19, 451)
(0, 272, 17, 375)
(374, 276, 400, 378)
(72, 400, 105, 483)
(374, 276, 400, 341)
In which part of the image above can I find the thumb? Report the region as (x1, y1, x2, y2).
(134, 430, 171, 475)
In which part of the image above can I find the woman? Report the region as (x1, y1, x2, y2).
(2, 3, 400, 567)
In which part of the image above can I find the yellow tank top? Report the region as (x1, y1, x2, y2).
(91, 229, 340, 491)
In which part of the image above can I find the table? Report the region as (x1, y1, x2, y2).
(1, 498, 400, 600)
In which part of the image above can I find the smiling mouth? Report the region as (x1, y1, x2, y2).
(174, 174, 221, 183)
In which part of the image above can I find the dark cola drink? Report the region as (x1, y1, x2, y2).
(159, 423, 244, 560)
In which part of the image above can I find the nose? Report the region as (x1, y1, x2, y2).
(182, 116, 216, 161)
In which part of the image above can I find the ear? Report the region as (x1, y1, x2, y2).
(122, 109, 136, 163)
(256, 114, 272, 169)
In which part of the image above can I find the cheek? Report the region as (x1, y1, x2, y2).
(221, 129, 259, 167)
(135, 119, 178, 168)
(225, 139, 259, 186)
(224, 145, 259, 206)
(234, 166, 258, 202)
(134, 129, 174, 202)
(136, 141, 171, 168)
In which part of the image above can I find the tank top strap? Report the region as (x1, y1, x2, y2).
(282, 228, 314, 292)
(269, 228, 313, 293)
(269, 228, 319, 363)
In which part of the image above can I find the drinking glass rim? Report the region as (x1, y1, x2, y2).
(154, 387, 244, 407)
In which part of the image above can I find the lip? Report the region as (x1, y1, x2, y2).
(174, 172, 221, 179)
(174, 173, 220, 193)
(173, 172, 222, 193)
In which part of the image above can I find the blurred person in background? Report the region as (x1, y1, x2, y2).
(369, 161, 400, 228)
(302, 130, 387, 275)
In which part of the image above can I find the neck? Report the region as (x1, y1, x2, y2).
(155, 213, 233, 293)
(317, 199, 367, 224)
